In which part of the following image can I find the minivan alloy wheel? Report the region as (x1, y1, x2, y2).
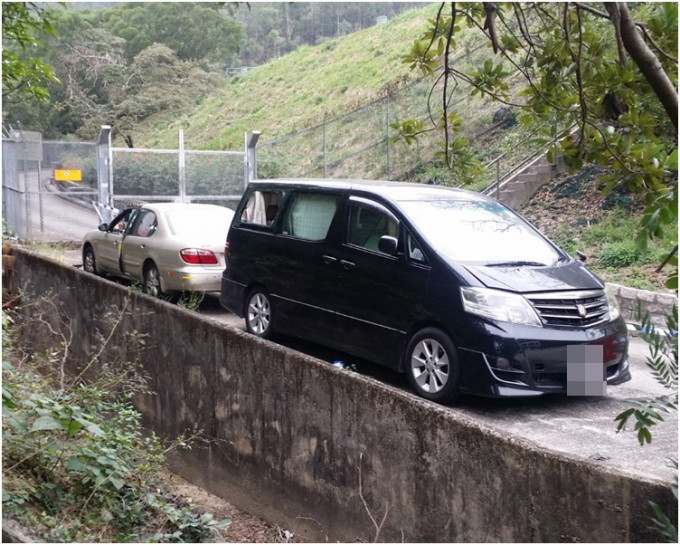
(411, 338, 449, 393)
(405, 327, 460, 402)
(246, 289, 273, 338)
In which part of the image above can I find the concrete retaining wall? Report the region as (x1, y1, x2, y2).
(607, 282, 677, 329)
(9, 247, 676, 542)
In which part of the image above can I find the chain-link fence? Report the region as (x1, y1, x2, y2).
(2, 126, 252, 241)
(109, 147, 246, 210)
(2, 129, 98, 240)
(256, 38, 554, 189)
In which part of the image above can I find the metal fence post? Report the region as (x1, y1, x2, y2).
(179, 129, 186, 202)
(323, 115, 327, 177)
(37, 159, 44, 233)
(246, 131, 260, 185)
(21, 131, 32, 239)
(386, 93, 391, 179)
(496, 159, 500, 201)
(97, 126, 112, 205)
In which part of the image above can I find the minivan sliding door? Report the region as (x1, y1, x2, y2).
(333, 197, 429, 368)
(273, 191, 343, 341)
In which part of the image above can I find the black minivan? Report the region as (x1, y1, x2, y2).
(220, 179, 630, 402)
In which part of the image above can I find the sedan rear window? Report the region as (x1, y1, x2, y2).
(399, 199, 560, 265)
(165, 209, 231, 237)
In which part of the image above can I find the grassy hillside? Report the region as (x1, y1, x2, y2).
(132, 3, 442, 150)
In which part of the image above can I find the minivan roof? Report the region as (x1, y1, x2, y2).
(247, 179, 490, 203)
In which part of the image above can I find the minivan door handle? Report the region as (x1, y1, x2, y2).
(340, 260, 355, 270)
(321, 255, 337, 265)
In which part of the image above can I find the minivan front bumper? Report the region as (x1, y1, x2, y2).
(456, 317, 631, 397)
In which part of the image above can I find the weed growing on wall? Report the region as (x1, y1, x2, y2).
(2, 299, 231, 542)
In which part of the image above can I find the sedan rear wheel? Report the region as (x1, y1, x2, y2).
(83, 245, 99, 275)
(245, 288, 273, 339)
(405, 327, 460, 403)
(143, 263, 163, 298)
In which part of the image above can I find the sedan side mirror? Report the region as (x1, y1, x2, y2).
(98, 223, 109, 232)
(577, 250, 587, 262)
(378, 235, 398, 256)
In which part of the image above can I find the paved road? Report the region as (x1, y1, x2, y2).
(16, 172, 100, 242)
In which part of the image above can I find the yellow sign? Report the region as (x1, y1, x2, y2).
(54, 169, 82, 182)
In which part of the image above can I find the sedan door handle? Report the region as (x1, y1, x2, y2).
(321, 255, 337, 265)
(340, 260, 355, 270)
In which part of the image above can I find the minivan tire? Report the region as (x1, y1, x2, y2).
(405, 327, 460, 403)
(245, 288, 274, 339)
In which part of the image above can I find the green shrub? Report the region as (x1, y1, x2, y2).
(597, 240, 642, 268)
(2, 302, 230, 542)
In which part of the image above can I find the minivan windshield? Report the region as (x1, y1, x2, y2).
(399, 198, 561, 265)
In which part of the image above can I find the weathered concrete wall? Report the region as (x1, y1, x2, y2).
(607, 282, 677, 329)
(10, 247, 676, 542)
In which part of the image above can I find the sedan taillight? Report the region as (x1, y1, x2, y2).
(180, 248, 218, 265)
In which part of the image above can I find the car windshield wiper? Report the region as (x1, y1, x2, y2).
(484, 261, 548, 267)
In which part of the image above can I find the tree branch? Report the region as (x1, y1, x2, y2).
(639, 25, 679, 64)
(459, 6, 571, 113)
(442, 2, 456, 168)
(482, 3, 500, 54)
(609, 2, 678, 134)
(605, 2, 627, 67)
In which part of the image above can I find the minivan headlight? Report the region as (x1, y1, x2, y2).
(604, 285, 621, 321)
(461, 287, 543, 327)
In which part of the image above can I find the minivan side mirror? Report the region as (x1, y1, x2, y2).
(378, 235, 398, 256)
(577, 250, 587, 262)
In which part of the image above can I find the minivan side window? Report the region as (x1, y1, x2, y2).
(407, 232, 426, 263)
(241, 191, 284, 227)
(347, 199, 399, 253)
(282, 193, 339, 241)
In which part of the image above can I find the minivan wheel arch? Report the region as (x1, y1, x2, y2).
(404, 326, 461, 403)
(400, 321, 457, 372)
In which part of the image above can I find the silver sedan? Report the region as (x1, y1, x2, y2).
(82, 202, 234, 297)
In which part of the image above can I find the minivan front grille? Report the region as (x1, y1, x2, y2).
(526, 290, 609, 328)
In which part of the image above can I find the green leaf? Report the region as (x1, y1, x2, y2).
(31, 415, 64, 432)
(66, 456, 86, 471)
(109, 476, 125, 490)
(638, 426, 652, 445)
(62, 419, 84, 435)
(74, 417, 104, 437)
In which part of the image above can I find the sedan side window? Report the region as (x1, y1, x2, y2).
(130, 210, 157, 238)
(347, 200, 399, 254)
(282, 193, 339, 241)
(109, 208, 136, 233)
